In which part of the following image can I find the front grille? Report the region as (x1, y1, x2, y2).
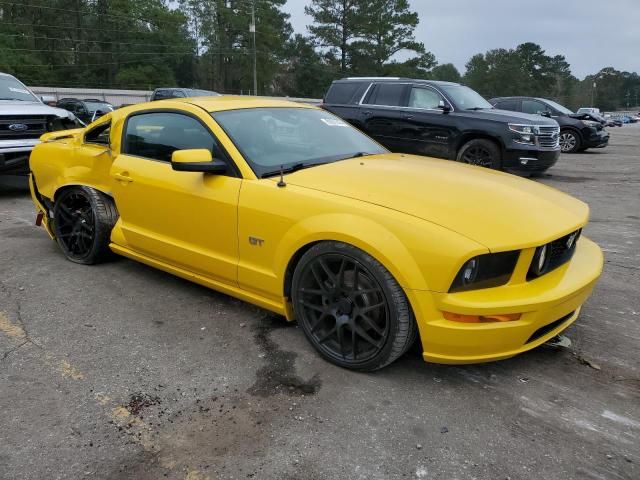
(526, 311, 575, 344)
(536, 126, 560, 148)
(0, 115, 48, 140)
(528, 229, 581, 280)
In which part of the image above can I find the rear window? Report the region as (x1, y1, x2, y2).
(364, 83, 407, 107)
(324, 82, 364, 104)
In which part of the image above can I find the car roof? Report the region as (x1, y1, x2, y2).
(114, 96, 316, 116)
(334, 77, 460, 87)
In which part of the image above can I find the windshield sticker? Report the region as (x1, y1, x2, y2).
(9, 87, 30, 95)
(321, 118, 349, 127)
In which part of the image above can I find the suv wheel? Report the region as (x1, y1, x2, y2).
(560, 130, 581, 153)
(457, 139, 501, 169)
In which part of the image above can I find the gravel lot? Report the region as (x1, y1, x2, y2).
(1, 124, 638, 480)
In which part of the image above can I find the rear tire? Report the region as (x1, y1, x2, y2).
(456, 139, 502, 169)
(53, 186, 118, 265)
(291, 241, 417, 371)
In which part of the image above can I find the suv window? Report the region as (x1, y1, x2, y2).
(85, 122, 111, 145)
(365, 83, 407, 107)
(153, 90, 171, 100)
(522, 100, 550, 115)
(324, 82, 363, 104)
(123, 112, 217, 162)
(494, 99, 519, 111)
(408, 87, 443, 109)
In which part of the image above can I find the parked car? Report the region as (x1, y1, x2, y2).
(577, 107, 601, 115)
(489, 97, 609, 153)
(322, 78, 561, 173)
(0, 72, 82, 175)
(28, 97, 603, 370)
(56, 98, 114, 124)
(150, 88, 220, 101)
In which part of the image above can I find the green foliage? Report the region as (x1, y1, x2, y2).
(0, 2, 637, 109)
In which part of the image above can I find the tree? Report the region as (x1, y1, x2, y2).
(305, 0, 364, 73)
(353, 0, 425, 73)
(429, 63, 461, 82)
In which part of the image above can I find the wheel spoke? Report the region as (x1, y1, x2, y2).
(318, 259, 336, 284)
(354, 325, 383, 349)
(299, 287, 325, 295)
(308, 312, 329, 333)
(300, 300, 325, 314)
(336, 323, 346, 358)
(316, 326, 336, 344)
(337, 258, 346, 288)
(310, 263, 326, 290)
(359, 302, 385, 315)
(358, 313, 385, 336)
(351, 326, 357, 360)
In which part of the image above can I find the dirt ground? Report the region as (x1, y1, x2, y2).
(1, 124, 638, 480)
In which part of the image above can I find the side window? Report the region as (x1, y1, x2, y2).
(365, 83, 407, 107)
(153, 90, 169, 100)
(495, 99, 519, 111)
(324, 82, 363, 104)
(172, 90, 186, 98)
(522, 100, 548, 115)
(408, 87, 443, 109)
(85, 122, 111, 145)
(123, 112, 218, 162)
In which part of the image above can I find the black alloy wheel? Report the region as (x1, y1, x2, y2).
(457, 139, 501, 169)
(292, 242, 417, 371)
(53, 186, 118, 264)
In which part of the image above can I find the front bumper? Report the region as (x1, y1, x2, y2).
(502, 146, 560, 172)
(582, 129, 609, 149)
(407, 237, 603, 364)
(0, 144, 37, 175)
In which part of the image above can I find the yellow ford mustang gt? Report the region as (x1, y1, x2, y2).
(28, 97, 604, 371)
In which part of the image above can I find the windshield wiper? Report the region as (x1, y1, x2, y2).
(466, 107, 490, 111)
(0, 97, 29, 101)
(261, 162, 312, 178)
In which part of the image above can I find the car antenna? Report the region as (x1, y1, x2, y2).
(277, 164, 286, 188)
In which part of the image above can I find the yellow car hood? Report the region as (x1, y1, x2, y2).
(283, 154, 589, 251)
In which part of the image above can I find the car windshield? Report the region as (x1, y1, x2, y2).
(189, 89, 219, 97)
(213, 107, 387, 177)
(543, 99, 574, 115)
(0, 76, 39, 102)
(85, 102, 113, 113)
(440, 84, 493, 110)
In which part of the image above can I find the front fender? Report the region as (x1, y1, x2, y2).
(274, 213, 429, 291)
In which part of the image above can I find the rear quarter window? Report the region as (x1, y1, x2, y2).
(324, 82, 366, 104)
(494, 99, 520, 111)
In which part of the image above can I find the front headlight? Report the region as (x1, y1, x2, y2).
(450, 251, 520, 292)
(508, 124, 536, 145)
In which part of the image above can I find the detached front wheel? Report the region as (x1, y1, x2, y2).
(292, 242, 417, 371)
(53, 186, 118, 264)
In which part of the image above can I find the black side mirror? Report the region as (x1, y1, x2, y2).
(438, 100, 452, 113)
(540, 111, 552, 118)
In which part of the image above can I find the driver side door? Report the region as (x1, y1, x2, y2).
(109, 109, 241, 286)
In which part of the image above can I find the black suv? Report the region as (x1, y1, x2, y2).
(322, 78, 561, 172)
(489, 97, 609, 153)
(56, 98, 114, 125)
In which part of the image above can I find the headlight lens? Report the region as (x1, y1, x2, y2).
(508, 124, 536, 145)
(450, 251, 520, 293)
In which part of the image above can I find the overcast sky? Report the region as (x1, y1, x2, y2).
(283, 0, 640, 79)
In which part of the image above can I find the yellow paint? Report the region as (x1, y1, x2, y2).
(29, 96, 604, 364)
(59, 360, 85, 380)
(0, 312, 26, 339)
(111, 406, 131, 419)
(94, 393, 111, 405)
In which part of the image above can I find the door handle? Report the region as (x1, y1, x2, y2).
(114, 172, 133, 183)
(362, 110, 372, 116)
(404, 115, 414, 120)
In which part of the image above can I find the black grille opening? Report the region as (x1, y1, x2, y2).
(0, 115, 47, 140)
(526, 311, 575, 344)
(528, 229, 581, 280)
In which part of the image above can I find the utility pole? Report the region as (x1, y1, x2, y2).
(591, 81, 596, 107)
(250, 1, 257, 96)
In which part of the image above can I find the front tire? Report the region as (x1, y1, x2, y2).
(456, 139, 501, 169)
(560, 129, 581, 153)
(291, 241, 417, 371)
(53, 186, 118, 264)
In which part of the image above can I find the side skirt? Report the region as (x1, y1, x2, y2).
(109, 243, 287, 317)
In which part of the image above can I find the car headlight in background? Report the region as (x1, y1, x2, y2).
(508, 124, 536, 145)
(449, 251, 520, 292)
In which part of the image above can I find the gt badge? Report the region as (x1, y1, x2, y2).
(249, 236, 264, 246)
